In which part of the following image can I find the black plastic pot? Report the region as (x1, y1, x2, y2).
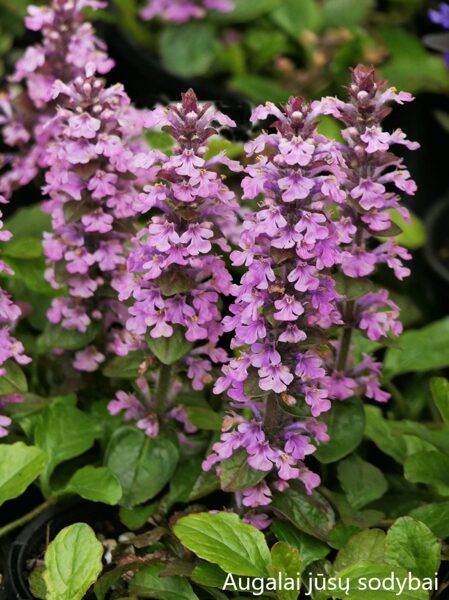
(4, 500, 117, 600)
(424, 193, 449, 286)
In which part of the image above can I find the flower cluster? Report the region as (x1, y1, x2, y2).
(321, 65, 419, 400)
(203, 97, 350, 522)
(0, 0, 114, 203)
(0, 212, 31, 436)
(42, 71, 151, 371)
(109, 90, 239, 430)
(140, 0, 233, 22)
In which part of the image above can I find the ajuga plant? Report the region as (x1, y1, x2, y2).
(140, 0, 233, 23)
(204, 67, 418, 528)
(1, 0, 151, 373)
(322, 65, 419, 402)
(0, 0, 114, 202)
(108, 90, 241, 438)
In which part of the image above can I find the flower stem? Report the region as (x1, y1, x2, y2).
(155, 363, 172, 414)
(264, 394, 280, 433)
(336, 299, 355, 372)
(0, 497, 57, 539)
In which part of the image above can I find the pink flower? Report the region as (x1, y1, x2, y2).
(73, 346, 105, 372)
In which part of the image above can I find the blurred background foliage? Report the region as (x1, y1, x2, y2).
(0, 0, 29, 78)
(109, 0, 449, 102)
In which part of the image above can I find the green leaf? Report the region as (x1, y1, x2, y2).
(102, 351, 145, 379)
(0, 360, 28, 395)
(409, 502, 449, 539)
(6, 205, 51, 237)
(173, 512, 271, 577)
(29, 565, 47, 600)
(34, 404, 97, 486)
(185, 407, 222, 431)
(147, 327, 193, 365)
(334, 530, 386, 572)
(191, 563, 227, 588)
(337, 455, 388, 510)
(0, 442, 46, 506)
(44, 523, 103, 600)
(38, 321, 100, 353)
(315, 398, 365, 463)
(119, 502, 157, 531)
(130, 564, 199, 600)
(271, 521, 330, 571)
(230, 75, 290, 103)
(364, 406, 407, 463)
(383, 318, 449, 379)
(269, 542, 302, 600)
(381, 28, 449, 94)
(210, 0, 281, 22)
(387, 209, 426, 250)
(160, 23, 217, 77)
(271, 0, 321, 37)
(430, 377, 449, 424)
(385, 517, 441, 579)
(322, 0, 374, 27)
(219, 449, 267, 492)
(271, 484, 335, 541)
(2, 236, 42, 259)
(63, 466, 122, 505)
(332, 563, 428, 599)
(404, 450, 449, 496)
(106, 426, 179, 507)
(1, 256, 55, 295)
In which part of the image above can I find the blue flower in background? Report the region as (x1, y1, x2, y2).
(430, 2, 449, 28)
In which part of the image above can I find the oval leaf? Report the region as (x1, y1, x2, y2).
(315, 398, 365, 463)
(0, 442, 46, 507)
(106, 426, 179, 507)
(174, 512, 271, 577)
(65, 466, 122, 505)
(44, 523, 103, 600)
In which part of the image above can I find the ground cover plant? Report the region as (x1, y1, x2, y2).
(1, 1, 449, 600)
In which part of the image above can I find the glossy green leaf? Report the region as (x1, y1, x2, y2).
(103, 351, 145, 379)
(34, 404, 97, 486)
(322, 0, 374, 27)
(271, 0, 321, 37)
(160, 23, 217, 77)
(364, 406, 407, 464)
(219, 449, 267, 492)
(147, 327, 193, 365)
(185, 407, 223, 431)
(387, 209, 426, 249)
(38, 321, 100, 353)
(44, 523, 103, 600)
(404, 450, 449, 496)
(0, 442, 46, 506)
(271, 521, 330, 571)
(130, 564, 199, 600)
(2, 236, 42, 258)
(430, 377, 449, 424)
(64, 466, 122, 505)
(383, 318, 449, 379)
(334, 530, 386, 572)
(332, 563, 428, 599)
(191, 563, 227, 588)
(174, 512, 271, 577)
(315, 398, 365, 463)
(106, 426, 179, 507)
(0, 360, 28, 395)
(409, 502, 449, 539)
(269, 542, 302, 600)
(337, 455, 388, 510)
(271, 484, 335, 541)
(385, 517, 441, 579)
